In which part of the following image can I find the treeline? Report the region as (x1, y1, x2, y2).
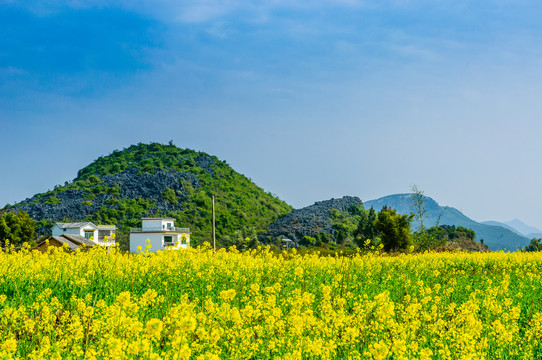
(0, 204, 484, 253)
(0, 210, 36, 247)
(283, 204, 482, 253)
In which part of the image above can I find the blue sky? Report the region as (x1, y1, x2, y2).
(2, 1, 542, 229)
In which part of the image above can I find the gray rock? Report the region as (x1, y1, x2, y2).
(266, 196, 362, 242)
(15, 167, 205, 234)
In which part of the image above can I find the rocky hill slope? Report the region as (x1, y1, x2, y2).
(7, 143, 292, 244)
(265, 196, 362, 242)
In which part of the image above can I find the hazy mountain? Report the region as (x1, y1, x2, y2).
(482, 219, 542, 239)
(481, 221, 521, 235)
(504, 219, 542, 237)
(365, 194, 530, 251)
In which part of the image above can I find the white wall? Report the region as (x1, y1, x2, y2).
(52, 224, 63, 237)
(79, 225, 98, 240)
(52, 224, 97, 240)
(130, 233, 164, 253)
(130, 232, 190, 252)
(141, 219, 175, 230)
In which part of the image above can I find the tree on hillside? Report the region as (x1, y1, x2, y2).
(523, 238, 542, 252)
(375, 206, 413, 252)
(330, 207, 360, 246)
(0, 210, 37, 246)
(410, 185, 444, 251)
(354, 207, 377, 247)
(410, 184, 427, 234)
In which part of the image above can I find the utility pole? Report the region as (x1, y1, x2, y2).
(212, 195, 216, 252)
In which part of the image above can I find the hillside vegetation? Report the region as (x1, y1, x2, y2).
(266, 196, 487, 253)
(9, 143, 292, 245)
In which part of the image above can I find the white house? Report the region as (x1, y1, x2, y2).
(52, 222, 117, 247)
(129, 218, 190, 253)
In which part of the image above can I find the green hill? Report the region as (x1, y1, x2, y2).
(8, 142, 292, 246)
(365, 194, 530, 251)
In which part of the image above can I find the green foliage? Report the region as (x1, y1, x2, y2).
(162, 188, 178, 204)
(414, 225, 477, 251)
(354, 207, 377, 247)
(87, 198, 156, 233)
(409, 185, 439, 251)
(375, 206, 413, 252)
(75, 142, 203, 179)
(9, 143, 292, 247)
(115, 232, 130, 252)
(443, 225, 475, 240)
(410, 184, 428, 233)
(330, 208, 358, 245)
(46, 197, 60, 205)
(36, 219, 54, 233)
(314, 232, 334, 245)
(220, 226, 260, 250)
(523, 238, 542, 252)
(328, 205, 365, 246)
(0, 210, 37, 246)
(35, 143, 291, 247)
(300, 236, 317, 246)
(427, 225, 476, 241)
(413, 228, 445, 251)
(82, 192, 95, 200)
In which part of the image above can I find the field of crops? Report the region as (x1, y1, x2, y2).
(1, 244, 542, 359)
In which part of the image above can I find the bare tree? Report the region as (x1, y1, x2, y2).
(410, 184, 427, 234)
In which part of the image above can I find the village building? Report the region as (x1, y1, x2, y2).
(51, 221, 117, 247)
(34, 234, 96, 253)
(129, 218, 190, 253)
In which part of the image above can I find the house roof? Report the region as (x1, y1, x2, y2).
(48, 236, 79, 251)
(61, 234, 96, 247)
(140, 218, 176, 221)
(35, 234, 96, 251)
(97, 225, 117, 230)
(55, 222, 97, 229)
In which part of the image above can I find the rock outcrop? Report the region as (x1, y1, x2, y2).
(266, 196, 362, 242)
(16, 168, 202, 233)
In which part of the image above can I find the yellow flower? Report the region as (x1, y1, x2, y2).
(116, 291, 131, 306)
(145, 318, 164, 340)
(1, 338, 17, 355)
(220, 289, 236, 302)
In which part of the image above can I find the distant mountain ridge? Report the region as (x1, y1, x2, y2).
(481, 221, 520, 235)
(504, 219, 541, 236)
(365, 194, 530, 251)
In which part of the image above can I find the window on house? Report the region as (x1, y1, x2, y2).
(164, 236, 173, 244)
(98, 230, 111, 241)
(84, 230, 94, 240)
(167, 223, 172, 230)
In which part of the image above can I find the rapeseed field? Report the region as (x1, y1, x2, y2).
(1, 243, 541, 359)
